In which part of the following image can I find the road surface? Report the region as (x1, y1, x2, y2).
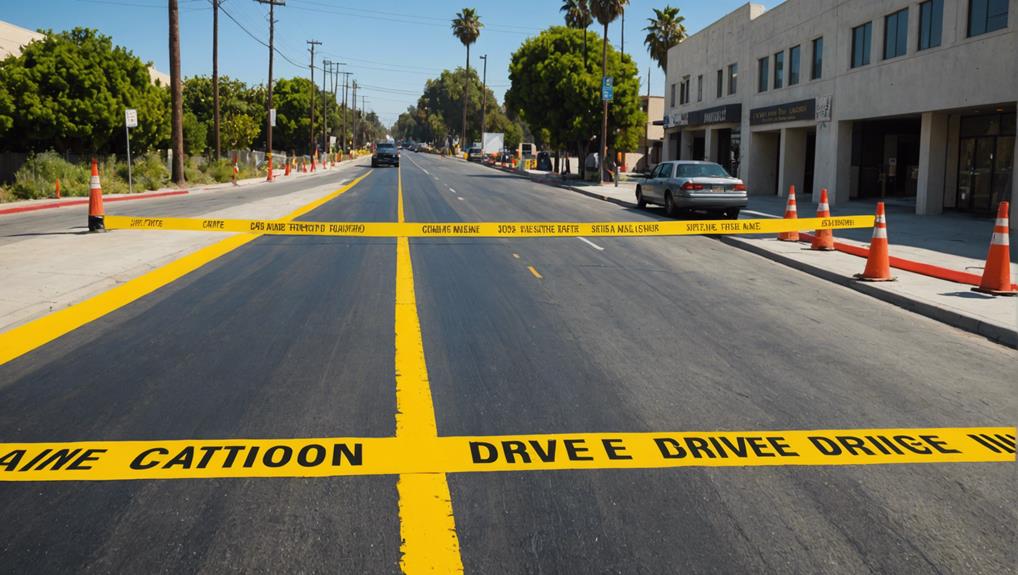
(0, 153, 1014, 573)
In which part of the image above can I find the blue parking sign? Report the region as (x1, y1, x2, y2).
(601, 77, 614, 102)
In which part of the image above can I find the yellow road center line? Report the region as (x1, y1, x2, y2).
(397, 164, 405, 224)
(527, 265, 543, 279)
(0, 171, 373, 367)
(394, 214, 463, 569)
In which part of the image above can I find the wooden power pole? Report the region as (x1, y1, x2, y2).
(307, 40, 321, 156)
(169, 0, 185, 186)
(255, 0, 284, 181)
(212, 0, 220, 160)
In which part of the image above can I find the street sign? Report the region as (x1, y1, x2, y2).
(125, 109, 138, 128)
(601, 77, 614, 102)
(269, 108, 277, 127)
(329, 136, 337, 148)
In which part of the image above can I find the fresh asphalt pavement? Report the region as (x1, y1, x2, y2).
(0, 153, 1015, 573)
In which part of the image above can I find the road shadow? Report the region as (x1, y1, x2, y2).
(939, 291, 997, 300)
(3, 230, 90, 238)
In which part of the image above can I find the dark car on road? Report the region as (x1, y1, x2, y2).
(372, 142, 399, 167)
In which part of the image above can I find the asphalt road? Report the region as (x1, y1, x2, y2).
(0, 152, 1014, 573)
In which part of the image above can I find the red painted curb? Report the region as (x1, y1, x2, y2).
(0, 190, 189, 216)
(796, 231, 1016, 289)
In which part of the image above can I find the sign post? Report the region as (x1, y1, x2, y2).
(601, 77, 614, 102)
(124, 109, 138, 194)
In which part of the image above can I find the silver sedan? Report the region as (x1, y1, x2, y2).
(636, 161, 748, 219)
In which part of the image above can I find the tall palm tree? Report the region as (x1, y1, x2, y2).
(644, 6, 686, 73)
(561, 0, 593, 68)
(451, 8, 482, 153)
(590, 0, 628, 182)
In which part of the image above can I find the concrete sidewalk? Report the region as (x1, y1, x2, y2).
(496, 166, 1017, 347)
(0, 159, 368, 333)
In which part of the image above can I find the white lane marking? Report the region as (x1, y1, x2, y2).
(577, 236, 605, 251)
(742, 209, 780, 219)
(457, 197, 465, 201)
(448, 188, 456, 194)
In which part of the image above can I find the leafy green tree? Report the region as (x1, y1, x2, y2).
(506, 26, 643, 168)
(0, 28, 169, 154)
(221, 113, 260, 150)
(182, 111, 207, 155)
(182, 75, 261, 154)
(590, 0, 629, 180)
(644, 6, 686, 72)
(451, 8, 482, 149)
(261, 77, 313, 154)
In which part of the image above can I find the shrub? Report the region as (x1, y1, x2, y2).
(0, 185, 14, 203)
(11, 152, 90, 199)
(123, 152, 170, 191)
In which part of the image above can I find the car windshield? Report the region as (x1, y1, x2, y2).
(377, 144, 396, 151)
(675, 163, 731, 178)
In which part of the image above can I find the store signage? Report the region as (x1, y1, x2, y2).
(685, 104, 742, 127)
(750, 99, 816, 125)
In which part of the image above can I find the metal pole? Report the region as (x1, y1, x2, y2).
(479, 54, 487, 138)
(307, 40, 321, 156)
(322, 59, 330, 156)
(126, 122, 133, 194)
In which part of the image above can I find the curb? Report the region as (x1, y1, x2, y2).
(0, 190, 189, 216)
(489, 164, 639, 209)
(507, 164, 1016, 348)
(719, 235, 1017, 349)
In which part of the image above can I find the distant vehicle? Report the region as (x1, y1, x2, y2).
(635, 161, 747, 219)
(467, 146, 484, 162)
(519, 143, 536, 158)
(371, 142, 399, 168)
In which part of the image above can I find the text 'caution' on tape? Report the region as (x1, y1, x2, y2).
(1, 427, 1012, 482)
(104, 215, 875, 238)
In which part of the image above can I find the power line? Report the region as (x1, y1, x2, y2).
(216, 0, 306, 70)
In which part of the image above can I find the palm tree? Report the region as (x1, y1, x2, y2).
(451, 8, 482, 153)
(561, 0, 593, 68)
(590, 0, 628, 182)
(644, 6, 686, 73)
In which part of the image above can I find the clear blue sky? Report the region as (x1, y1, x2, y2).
(4, 1, 771, 126)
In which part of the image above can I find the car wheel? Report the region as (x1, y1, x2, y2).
(636, 186, 647, 208)
(724, 208, 740, 220)
(664, 191, 677, 217)
(371, 161, 377, 168)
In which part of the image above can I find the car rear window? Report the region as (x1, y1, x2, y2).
(377, 144, 396, 151)
(675, 163, 731, 178)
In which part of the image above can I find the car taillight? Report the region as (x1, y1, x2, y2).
(732, 183, 747, 191)
(681, 181, 704, 191)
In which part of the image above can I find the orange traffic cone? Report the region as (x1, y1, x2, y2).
(311, 155, 316, 172)
(284, 160, 291, 176)
(973, 201, 1017, 296)
(232, 155, 239, 186)
(854, 201, 895, 281)
(87, 159, 105, 232)
(811, 188, 835, 251)
(54, 178, 61, 199)
(778, 185, 799, 241)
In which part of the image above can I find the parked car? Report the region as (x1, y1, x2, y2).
(371, 142, 399, 167)
(467, 146, 484, 162)
(635, 161, 747, 219)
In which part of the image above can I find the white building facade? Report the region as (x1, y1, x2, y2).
(663, 0, 1017, 224)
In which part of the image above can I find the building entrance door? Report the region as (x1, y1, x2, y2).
(958, 136, 1014, 214)
(804, 131, 816, 196)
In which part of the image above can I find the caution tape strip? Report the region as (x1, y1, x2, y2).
(1, 427, 1012, 482)
(104, 215, 875, 238)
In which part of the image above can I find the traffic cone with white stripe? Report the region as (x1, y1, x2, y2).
(777, 185, 799, 241)
(87, 159, 105, 232)
(973, 201, 1017, 296)
(854, 202, 895, 281)
(810, 188, 835, 251)
(284, 159, 291, 176)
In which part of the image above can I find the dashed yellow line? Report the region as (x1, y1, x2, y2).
(0, 171, 373, 367)
(527, 265, 543, 280)
(395, 169, 464, 574)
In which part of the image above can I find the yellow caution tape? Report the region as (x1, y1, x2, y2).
(105, 215, 874, 238)
(1, 427, 1011, 482)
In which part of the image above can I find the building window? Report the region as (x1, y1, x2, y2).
(852, 22, 872, 68)
(884, 8, 909, 59)
(697, 74, 703, 102)
(679, 75, 690, 105)
(811, 37, 823, 79)
(788, 45, 801, 85)
(716, 69, 723, 98)
(968, 0, 1009, 37)
(919, 0, 943, 50)
(773, 51, 784, 89)
(670, 83, 676, 107)
(757, 57, 769, 92)
(728, 63, 737, 94)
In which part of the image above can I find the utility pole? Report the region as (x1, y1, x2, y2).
(340, 71, 352, 153)
(212, 0, 220, 160)
(322, 59, 331, 154)
(351, 80, 357, 148)
(620, 9, 625, 59)
(255, 0, 284, 181)
(479, 54, 487, 138)
(169, 0, 184, 186)
(307, 40, 321, 156)
(362, 95, 368, 143)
